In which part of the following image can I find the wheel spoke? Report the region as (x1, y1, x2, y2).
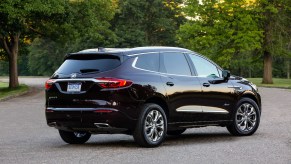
(153, 111, 159, 121)
(153, 128, 159, 141)
(144, 109, 165, 142)
(147, 128, 154, 138)
(236, 103, 257, 132)
(248, 119, 256, 127)
(237, 119, 244, 125)
(248, 107, 256, 116)
(156, 121, 164, 129)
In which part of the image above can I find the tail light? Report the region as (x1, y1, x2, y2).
(45, 79, 55, 90)
(96, 78, 132, 89)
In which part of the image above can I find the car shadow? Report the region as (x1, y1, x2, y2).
(55, 131, 237, 149)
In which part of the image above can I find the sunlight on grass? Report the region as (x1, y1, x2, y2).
(0, 82, 29, 100)
(248, 78, 291, 89)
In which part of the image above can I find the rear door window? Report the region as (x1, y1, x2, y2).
(56, 55, 121, 75)
(160, 52, 192, 76)
(135, 53, 159, 72)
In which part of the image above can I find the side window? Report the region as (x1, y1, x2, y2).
(135, 53, 159, 72)
(161, 52, 191, 76)
(188, 54, 220, 78)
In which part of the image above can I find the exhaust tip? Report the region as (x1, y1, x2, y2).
(48, 122, 57, 127)
(94, 123, 111, 128)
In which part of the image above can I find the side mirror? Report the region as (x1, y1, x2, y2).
(222, 70, 230, 81)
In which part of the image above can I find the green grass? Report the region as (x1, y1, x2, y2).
(0, 82, 29, 100)
(247, 78, 291, 89)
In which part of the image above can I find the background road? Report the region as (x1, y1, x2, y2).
(0, 78, 290, 164)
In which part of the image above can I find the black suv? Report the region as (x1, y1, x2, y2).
(45, 47, 261, 147)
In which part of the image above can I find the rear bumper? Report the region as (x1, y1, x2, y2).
(45, 107, 137, 134)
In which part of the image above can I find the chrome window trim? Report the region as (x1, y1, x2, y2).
(131, 52, 198, 77)
(127, 51, 160, 57)
(127, 51, 190, 57)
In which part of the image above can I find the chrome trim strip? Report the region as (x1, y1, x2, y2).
(203, 106, 229, 114)
(176, 105, 229, 114)
(228, 85, 243, 90)
(46, 107, 118, 111)
(51, 78, 101, 83)
(176, 106, 202, 112)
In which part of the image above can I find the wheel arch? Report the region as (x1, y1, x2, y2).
(144, 96, 169, 118)
(240, 92, 261, 112)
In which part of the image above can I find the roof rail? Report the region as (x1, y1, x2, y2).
(98, 47, 105, 52)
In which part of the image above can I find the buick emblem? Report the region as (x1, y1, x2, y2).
(71, 73, 77, 78)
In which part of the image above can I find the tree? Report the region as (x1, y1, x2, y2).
(177, 0, 291, 83)
(27, 0, 117, 76)
(0, 0, 117, 86)
(177, 0, 262, 69)
(0, 0, 65, 88)
(112, 0, 185, 47)
(258, 0, 291, 83)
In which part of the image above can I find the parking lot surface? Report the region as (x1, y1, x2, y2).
(0, 78, 290, 164)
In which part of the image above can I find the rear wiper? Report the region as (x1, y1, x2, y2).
(80, 69, 100, 73)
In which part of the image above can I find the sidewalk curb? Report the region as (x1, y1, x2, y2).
(0, 87, 31, 102)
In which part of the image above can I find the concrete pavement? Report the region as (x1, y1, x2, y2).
(0, 78, 290, 163)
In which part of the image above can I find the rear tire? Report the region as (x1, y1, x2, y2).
(227, 98, 260, 136)
(59, 130, 91, 144)
(167, 129, 186, 135)
(133, 103, 167, 147)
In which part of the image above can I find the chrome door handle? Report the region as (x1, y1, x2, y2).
(166, 82, 174, 86)
(203, 83, 210, 87)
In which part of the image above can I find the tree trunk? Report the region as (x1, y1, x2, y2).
(262, 51, 273, 84)
(1, 34, 20, 88)
(8, 51, 19, 88)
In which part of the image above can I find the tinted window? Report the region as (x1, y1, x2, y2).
(161, 52, 191, 76)
(188, 54, 220, 78)
(135, 53, 159, 72)
(56, 56, 120, 75)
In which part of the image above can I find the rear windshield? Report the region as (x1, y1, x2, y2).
(56, 56, 121, 75)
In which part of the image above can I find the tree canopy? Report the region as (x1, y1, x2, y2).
(177, 0, 291, 83)
(0, 0, 291, 86)
(112, 0, 185, 47)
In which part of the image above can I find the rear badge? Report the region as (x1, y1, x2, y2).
(67, 82, 82, 92)
(70, 73, 77, 78)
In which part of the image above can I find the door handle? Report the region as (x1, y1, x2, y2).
(203, 83, 210, 87)
(166, 82, 174, 86)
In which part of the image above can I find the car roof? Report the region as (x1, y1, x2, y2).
(68, 46, 192, 57)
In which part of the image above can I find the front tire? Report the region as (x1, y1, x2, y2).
(133, 103, 167, 147)
(59, 130, 91, 144)
(227, 98, 260, 136)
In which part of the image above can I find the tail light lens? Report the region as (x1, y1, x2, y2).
(96, 78, 132, 89)
(45, 79, 55, 90)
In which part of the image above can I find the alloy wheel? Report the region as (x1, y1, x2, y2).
(144, 110, 165, 142)
(235, 103, 257, 132)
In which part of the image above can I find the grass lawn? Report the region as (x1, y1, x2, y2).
(0, 82, 29, 100)
(247, 78, 291, 89)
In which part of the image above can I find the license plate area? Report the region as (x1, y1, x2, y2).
(67, 82, 82, 92)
